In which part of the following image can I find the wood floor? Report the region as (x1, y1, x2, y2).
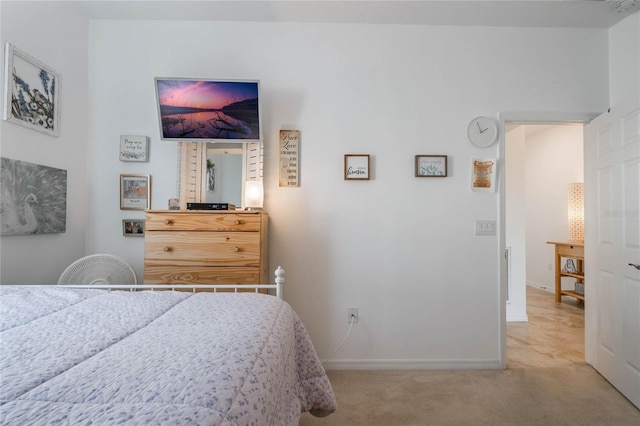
(507, 285, 585, 368)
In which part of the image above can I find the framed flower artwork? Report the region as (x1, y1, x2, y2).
(2, 43, 60, 136)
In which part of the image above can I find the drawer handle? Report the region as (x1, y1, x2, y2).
(163, 246, 172, 252)
(235, 220, 241, 225)
(234, 247, 240, 252)
(226, 237, 230, 241)
(164, 219, 173, 225)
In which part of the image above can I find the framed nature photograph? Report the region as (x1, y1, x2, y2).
(415, 155, 447, 177)
(122, 219, 145, 237)
(3, 43, 60, 136)
(120, 174, 151, 210)
(120, 135, 149, 162)
(344, 154, 370, 180)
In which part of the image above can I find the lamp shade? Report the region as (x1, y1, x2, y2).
(568, 182, 584, 241)
(244, 180, 264, 210)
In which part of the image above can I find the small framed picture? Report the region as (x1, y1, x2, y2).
(120, 135, 149, 162)
(122, 219, 144, 237)
(415, 155, 447, 177)
(344, 154, 370, 180)
(120, 174, 151, 210)
(3, 43, 61, 136)
(168, 198, 180, 210)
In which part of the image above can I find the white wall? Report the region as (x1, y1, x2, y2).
(82, 20, 608, 368)
(525, 125, 584, 291)
(609, 12, 640, 106)
(0, 1, 89, 284)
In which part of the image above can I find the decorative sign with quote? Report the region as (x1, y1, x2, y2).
(120, 135, 149, 162)
(471, 158, 496, 192)
(344, 154, 370, 180)
(279, 130, 299, 187)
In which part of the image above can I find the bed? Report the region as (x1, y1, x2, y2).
(0, 267, 336, 425)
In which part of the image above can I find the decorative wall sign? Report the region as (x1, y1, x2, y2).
(279, 130, 299, 187)
(0, 157, 67, 235)
(120, 174, 151, 210)
(2, 43, 61, 136)
(122, 219, 145, 236)
(415, 155, 447, 177)
(471, 158, 497, 192)
(344, 154, 370, 180)
(120, 135, 149, 162)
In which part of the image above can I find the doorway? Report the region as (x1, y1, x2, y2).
(500, 115, 593, 367)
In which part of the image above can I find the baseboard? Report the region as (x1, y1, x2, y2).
(322, 358, 502, 370)
(526, 282, 554, 294)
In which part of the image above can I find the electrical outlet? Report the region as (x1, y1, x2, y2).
(347, 307, 358, 323)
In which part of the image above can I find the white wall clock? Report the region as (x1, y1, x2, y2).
(467, 116, 498, 148)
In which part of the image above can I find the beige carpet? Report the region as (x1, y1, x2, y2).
(300, 287, 640, 425)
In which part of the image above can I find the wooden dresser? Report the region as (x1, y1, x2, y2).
(144, 210, 268, 286)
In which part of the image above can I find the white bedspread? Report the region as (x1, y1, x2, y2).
(0, 286, 336, 425)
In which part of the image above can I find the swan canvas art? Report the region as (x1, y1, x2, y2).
(0, 157, 67, 235)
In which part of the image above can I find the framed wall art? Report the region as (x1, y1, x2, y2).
(168, 198, 180, 210)
(120, 135, 149, 162)
(415, 155, 447, 177)
(2, 43, 60, 136)
(120, 174, 151, 210)
(344, 154, 370, 180)
(122, 219, 145, 237)
(0, 157, 67, 235)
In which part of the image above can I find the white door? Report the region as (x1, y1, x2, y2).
(584, 93, 640, 409)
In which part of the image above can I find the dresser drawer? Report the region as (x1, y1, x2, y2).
(143, 266, 260, 285)
(145, 231, 261, 266)
(145, 212, 262, 232)
(557, 244, 584, 259)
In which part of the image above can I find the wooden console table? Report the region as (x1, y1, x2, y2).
(547, 241, 584, 303)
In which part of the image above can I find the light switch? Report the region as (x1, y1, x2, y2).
(475, 220, 496, 236)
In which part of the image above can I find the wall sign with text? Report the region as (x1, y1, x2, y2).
(120, 135, 149, 162)
(279, 130, 299, 187)
(344, 154, 370, 180)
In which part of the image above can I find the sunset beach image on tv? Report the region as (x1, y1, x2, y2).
(154, 78, 261, 142)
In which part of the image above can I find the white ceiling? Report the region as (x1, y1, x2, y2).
(69, 0, 640, 29)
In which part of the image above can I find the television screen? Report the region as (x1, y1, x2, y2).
(154, 78, 261, 143)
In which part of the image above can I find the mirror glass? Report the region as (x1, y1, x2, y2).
(204, 144, 243, 207)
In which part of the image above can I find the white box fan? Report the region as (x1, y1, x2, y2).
(58, 254, 137, 285)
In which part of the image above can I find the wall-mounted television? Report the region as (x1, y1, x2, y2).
(154, 78, 261, 143)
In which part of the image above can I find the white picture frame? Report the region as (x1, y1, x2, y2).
(120, 135, 150, 162)
(2, 43, 60, 136)
(120, 174, 151, 210)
